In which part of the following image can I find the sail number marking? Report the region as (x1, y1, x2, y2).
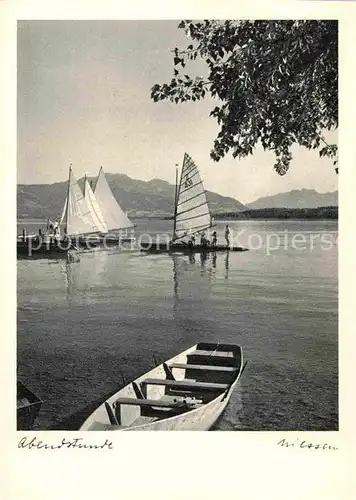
(184, 175, 193, 188)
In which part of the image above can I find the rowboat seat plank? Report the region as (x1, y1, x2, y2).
(115, 397, 191, 408)
(170, 363, 236, 372)
(190, 350, 235, 358)
(141, 379, 228, 391)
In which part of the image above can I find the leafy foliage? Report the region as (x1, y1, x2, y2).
(151, 20, 338, 175)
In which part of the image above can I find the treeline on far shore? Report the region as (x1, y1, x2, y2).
(212, 206, 338, 220)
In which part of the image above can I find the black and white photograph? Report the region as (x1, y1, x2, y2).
(16, 18, 339, 434)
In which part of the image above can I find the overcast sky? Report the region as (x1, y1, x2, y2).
(17, 20, 338, 203)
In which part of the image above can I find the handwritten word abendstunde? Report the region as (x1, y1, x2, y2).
(18, 436, 113, 451)
(277, 438, 338, 451)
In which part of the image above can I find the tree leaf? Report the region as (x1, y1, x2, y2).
(151, 20, 338, 175)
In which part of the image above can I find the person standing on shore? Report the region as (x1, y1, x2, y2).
(225, 225, 230, 247)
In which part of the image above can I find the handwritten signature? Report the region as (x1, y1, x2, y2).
(18, 436, 113, 451)
(277, 438, 338, 451)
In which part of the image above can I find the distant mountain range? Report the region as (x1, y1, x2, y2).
(17, 175, 338, 219)
(247, 189, 338, 210)
(17, 173, 247, 219)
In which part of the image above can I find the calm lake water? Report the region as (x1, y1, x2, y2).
(17, 219, 338, 430)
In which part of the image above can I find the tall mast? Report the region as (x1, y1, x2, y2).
(83, 173, 87, 197)
(93, 166, 103, 192)
(172, 163, 179, 241)
(64, 163, 72, 235)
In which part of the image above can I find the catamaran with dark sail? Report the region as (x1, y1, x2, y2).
(140, 153, 248, 253)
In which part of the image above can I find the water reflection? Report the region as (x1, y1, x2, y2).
(212, 253, 217, 268)
(188, 253, 195, 265)
(58, 250, 231, 309)
(59, 260, 74, 303)
(225, 251, 229, 280)
(209, 250, 230, 276)
(171, 250, 234, 344)
(173, 254, 179, 301)
(59, 250, 114, 301)
(200, 252, 208, 267)
(172, 251, 230, 302)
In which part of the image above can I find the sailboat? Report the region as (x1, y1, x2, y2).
(17, 166, 85, 258)
(56, 165, 107, 249)
(59, 165, 134, 246)
(93, 167, 135, 243)
(83, 175, 108, 235)
(17, 165, 129, 258)
(140, 153, 248, 253)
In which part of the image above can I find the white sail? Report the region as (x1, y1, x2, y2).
(60, 197, 67, 224)
(62, 168, 106, 236)
(93, 167, 133, 231)
(174, 153, 212, 240)
(84, 177, 108, 233)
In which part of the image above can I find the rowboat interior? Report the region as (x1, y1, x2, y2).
(80, 342, 243, 431)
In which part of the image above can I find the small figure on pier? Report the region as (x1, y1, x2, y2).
(188, 235, 196, 248)
(211, 231, 217, 247)
(53, 220, 60, 237)
(200, 232, 209, 247)
(46, 218, 60, 238)
(47, 219, 54, 233)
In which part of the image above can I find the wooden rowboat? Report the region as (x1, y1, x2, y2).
(17, 381, 42, 430)
(80, 342, 246, 431)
